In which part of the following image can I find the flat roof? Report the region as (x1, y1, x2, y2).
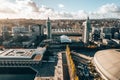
(0, 47, 46, 61)
(94, 49, 120, 80)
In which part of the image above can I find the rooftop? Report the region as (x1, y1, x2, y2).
(0, 47, 46, 61)
(94, 49, 120, 80)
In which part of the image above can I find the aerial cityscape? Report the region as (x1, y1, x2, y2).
(0, 0, 120, 80)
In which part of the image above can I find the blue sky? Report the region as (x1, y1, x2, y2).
(37, 0, 120, 12)
(0, 0, 119, 19)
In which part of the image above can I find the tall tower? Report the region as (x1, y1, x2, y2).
(46, 17, 52, 39)
(82, 17, 91, 43)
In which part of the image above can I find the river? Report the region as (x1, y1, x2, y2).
(0, 67, 36, 80)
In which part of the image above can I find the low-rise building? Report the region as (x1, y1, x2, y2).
(0, 47, 46, 66)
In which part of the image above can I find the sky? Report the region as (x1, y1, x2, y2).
(0, 0, 120, 19)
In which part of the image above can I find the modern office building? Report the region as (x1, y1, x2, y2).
(0, 47, 46, 66)
(46, 17, 52, 39)
(102, 27, 112, 39)
(93, 49, 120, 80)
(82, 17, 91, 43)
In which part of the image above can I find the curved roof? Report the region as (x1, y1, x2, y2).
(60, 35, 71, 43)
(93, 49, 120, 80)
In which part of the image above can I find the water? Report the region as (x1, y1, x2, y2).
(0, 74, 35, 80)
(0, 67, 36, 80)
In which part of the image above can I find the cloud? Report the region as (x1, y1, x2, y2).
(75, 10, 88, 19)
(0, 0, 40, 14)
(0, 1, 16, 13)
(58, 4, 64, 8)
(98, 3, 120, 14)
(0, 1, 119, 19)
(16, 0, 39, 12)
(89, 3, 120, 19)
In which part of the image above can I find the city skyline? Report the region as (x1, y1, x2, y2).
(0, 0, 120, 19)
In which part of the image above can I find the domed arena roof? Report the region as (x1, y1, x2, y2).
(93, 49, 120, 80)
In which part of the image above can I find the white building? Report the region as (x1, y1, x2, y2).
(60, 35, 71, 43)
(0, 47, 46, 65)
(82, 17, 91, 43)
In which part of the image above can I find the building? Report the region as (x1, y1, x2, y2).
(12, 25, 44, 36)
(100, 27, 104, 39)
(10, 25, 44, 48)
(0, 47, 46, 66)
(82, 17, 91, 43)
(39, 25, 44, 36)
(46, 17, 52, 39)
(12, 26, 30, 39)
(1, 26, 10, 40)
(12, 26, 27, 34)
(93, 49, 120, 80)
(31, 25, 44, 36)
(114, 32, 119, 39)
(91, 27, 101, 41)
(102, 27, 112, 39)
(60, 35, 72, 43)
